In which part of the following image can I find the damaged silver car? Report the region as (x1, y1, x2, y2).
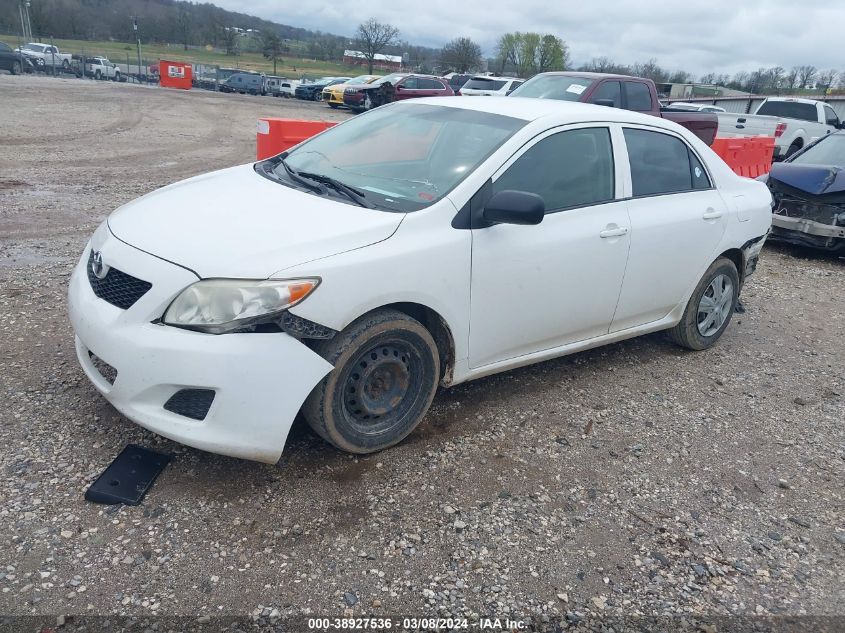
(762, 131, 845, 253)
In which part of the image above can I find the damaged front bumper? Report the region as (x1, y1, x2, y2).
(770, 198, 845, 250)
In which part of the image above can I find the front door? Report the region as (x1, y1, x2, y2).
(469, 125, 631, 368)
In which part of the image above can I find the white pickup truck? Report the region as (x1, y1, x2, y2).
(716, 97, 842, 159)
(85, 57, 122, 81)
(14, 42, 72, 70)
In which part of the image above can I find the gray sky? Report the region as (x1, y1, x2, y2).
(212, 0, 841, 77)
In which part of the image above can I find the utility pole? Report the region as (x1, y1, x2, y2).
(19, 0, 33, 41)
(132, 16, 142, 82)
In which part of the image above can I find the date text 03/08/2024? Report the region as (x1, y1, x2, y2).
(307, 617, 528, 630)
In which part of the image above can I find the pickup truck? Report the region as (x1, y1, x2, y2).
(83, 56, 122, 81)
(14, 42, 72, 71)
(510, 72, 718, 145)
(716, 98, 842, 160)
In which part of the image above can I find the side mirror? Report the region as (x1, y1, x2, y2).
(593, 99, 615, 107)
(482, 190, 544, 226)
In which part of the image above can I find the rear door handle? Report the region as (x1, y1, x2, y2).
(702, 209, 723, 220)
(599, 225, 629, 238)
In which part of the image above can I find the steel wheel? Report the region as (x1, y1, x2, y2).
(696, 274, 733, 337)
(342, 341, 417, 435)
(303, 309, 440, 454)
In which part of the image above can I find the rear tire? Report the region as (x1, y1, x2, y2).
(114, 71, 121, 82)
(11, 60, 21, 75)
(302, 309, 440, 454)
(94, 70, 102, 80)
(668, 257, 739, 350)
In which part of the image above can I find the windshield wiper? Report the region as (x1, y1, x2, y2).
(274, 157, 326, 194)
(297, 171, 376, 209)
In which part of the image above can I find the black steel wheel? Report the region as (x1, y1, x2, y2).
(303, 309, 440, 453)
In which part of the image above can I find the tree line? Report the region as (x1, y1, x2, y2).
(2, 0, 840, 92)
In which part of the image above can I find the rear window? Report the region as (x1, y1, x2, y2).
(464, 78, 507, 91)
(756, 101, 818, 122)
(624, 128, 709, 196)
(509, 75, 596, 101)
(624, 82, 653, 111)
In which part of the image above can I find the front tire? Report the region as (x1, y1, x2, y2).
(114, 71, 121, 82)
(302, 309, 440, 454)
(94, 70, 102, 80)
(11, 60, 21, 75)
(363, 93, 373, 110)
(668, 257, 739, 350)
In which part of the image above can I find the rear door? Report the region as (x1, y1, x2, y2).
(395, 76, 420, 100)
(610, 126, 728, 332)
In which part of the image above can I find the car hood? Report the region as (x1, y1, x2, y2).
(768, 162, 845, 197)
(107, 164, 404, 279)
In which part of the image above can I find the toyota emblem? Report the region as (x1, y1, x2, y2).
(91, 251, 109, 280)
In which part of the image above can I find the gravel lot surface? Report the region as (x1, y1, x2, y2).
(0, 75, 843, 630)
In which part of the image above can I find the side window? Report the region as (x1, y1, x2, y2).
(624, 82, 653, 112)
(590, 81, 621, 107)
(0, 43, 9, 52)
(624, 128, 700, 196)
(493, 127, 615, 212)
(688, 149, 711, 190)
(418, 78, 437, 89)
(824, 105, 839, 127)
(401, 77, 419, 89)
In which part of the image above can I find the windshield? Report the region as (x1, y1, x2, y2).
(790, 134, 845, 166)
(509, 75, 596, 100)
(372, 73, 406, 86)
(348, 75, 377, 84)
(757, 101, 817, 122)
(268, 103, 525, 212)
(464, 78, 507, 91)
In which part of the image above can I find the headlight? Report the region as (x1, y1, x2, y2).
(163, 278, 319, 333)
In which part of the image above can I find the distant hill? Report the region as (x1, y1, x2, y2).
(0, 0, 437, 65)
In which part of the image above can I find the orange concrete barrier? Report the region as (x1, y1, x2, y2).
(711, 136, 775, 178)
(256, 118, 338, 160)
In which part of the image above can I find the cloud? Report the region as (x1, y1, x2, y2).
(211, 0, 843, 76)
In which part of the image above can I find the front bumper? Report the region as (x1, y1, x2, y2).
(68, 226, 333, 463)
(771, 214, 845, 239)
(323, 91, 344, 105)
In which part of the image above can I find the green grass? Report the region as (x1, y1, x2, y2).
(0, 35, 359, 78)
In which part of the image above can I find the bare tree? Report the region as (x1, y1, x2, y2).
(495, 33, 518, 74)
(176, 6, 191, 50)
(797, 65, 817, 89)
(816, 69, 839, 93)
(784, 67, 799, 92)
(354, 18, 399, 74)
(262, 32, 285, 75)
(439, 37, 482, 73)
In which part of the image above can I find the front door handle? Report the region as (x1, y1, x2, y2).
(599, 225, 629, 238)
(702, 208, 723, 220)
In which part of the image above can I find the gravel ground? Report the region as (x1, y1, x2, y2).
(0, 75, 843, 631)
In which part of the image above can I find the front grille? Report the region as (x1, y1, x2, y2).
(87, 250, 152, 310)
(163, 389, 215, 421)
(88, 351, 117, 385)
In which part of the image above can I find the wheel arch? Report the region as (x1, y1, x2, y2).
(718, 248, 745, 285)
(354, 302, 456, 386)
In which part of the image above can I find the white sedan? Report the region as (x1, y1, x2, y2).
(68, 98, 772, 463)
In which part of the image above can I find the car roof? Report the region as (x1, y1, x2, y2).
(764, 97, 821, 105)
(404, 95, 671, 126)
(534, 71, 640, 81)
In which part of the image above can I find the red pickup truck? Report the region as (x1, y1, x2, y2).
(510, 72, 718, 146)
